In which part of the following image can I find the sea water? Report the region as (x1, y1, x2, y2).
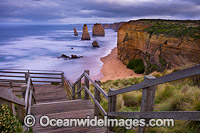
(0, 24, 117, 81)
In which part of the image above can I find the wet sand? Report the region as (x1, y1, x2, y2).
(100, 47, 141, 81)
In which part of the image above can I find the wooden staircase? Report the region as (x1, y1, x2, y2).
(1, 66, 200, 133)
(32, 100, 105, 133)
(31, 84, 106, 133)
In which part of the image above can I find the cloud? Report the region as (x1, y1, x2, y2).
(0, 0, 199, 24)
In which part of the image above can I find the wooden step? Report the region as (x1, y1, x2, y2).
(32, 100, 106, 133)
(33, 84, 68, 103)
(32, 100, 94, 115)
(34, 126, 106, 133)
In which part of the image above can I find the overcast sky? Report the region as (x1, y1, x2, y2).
(0, 0, 199, 24)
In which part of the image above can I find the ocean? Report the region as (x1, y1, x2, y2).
(0, 24, 117, 81)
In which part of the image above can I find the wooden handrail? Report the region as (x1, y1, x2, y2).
(0, 68, 63, 73)
(72, 73, 85, 88)
(0, 88, 25, 106)
(0, 69, 63, 85)
(84, 73, 109, 100)
(0, 75, 25, 78)
(24, 77, 31, 112)
(24, 75, 36, 115)
(109, 64, 200, 96)
(68, 70, 109, 116)
(84, 86, 107, 115)
(72, 86, 84, 97)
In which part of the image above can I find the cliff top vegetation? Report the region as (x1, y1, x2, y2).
(129, 19, 200, 39)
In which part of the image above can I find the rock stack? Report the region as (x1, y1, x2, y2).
(81, 24, 90, 40)
(73, 28, 78, 36)
(92, 23, 105, 36)
(92, 41, 100, 47)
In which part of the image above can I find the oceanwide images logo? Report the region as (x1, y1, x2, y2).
(24, 115, 174, 129)
(24, 115, 36, 127)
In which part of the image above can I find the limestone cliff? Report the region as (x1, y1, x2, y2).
(73, 28, 78, 36)
(81, 24, 90, 40)
(92, 23, 105, 36)
(103, 22, 125, 32)
(117, 19, 200, 73)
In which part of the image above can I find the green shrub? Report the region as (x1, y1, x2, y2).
(144, 22, 200, 39)
(127, 59, 145, 74)
(0, 104, 23, 132)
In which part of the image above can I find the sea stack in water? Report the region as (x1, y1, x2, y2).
(92, 23, 105, 36)
(81, 24, 90, 40)
(92, 41, 100, 47)
(73, 28, 78, 36)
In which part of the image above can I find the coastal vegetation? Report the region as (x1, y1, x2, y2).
(89, 67, 200, 133)
(126, 59, 145, 74)
(143, 22, 200, 39)
(0, 104, 23, 132)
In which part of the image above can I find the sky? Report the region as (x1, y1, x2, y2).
(0, 0, 199, 24)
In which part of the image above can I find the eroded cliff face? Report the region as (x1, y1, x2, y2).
(92, 24, 105, 36)
(117, 20, 200, 73)
(103, 22, 125, 32)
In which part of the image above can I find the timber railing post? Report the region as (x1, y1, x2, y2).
(84, 70, 89, 100)
(94, 80, 101, 116)
(77, 80, 81, 99)
(25, 73, 28, 84)
(61, 72, 64, 87)
(108, 88, 117, 112)
(139, 76, 156, 133)
(21, 85, 27, 100)
(72, 84, 76, 100)
(9, 81, 13, 89)
(108, 88, 117, 131)
(25, 70, 30, 84)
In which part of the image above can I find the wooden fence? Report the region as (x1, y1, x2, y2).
(0, 69, 64, 88)
(0, 69, 63, 131)
(64, 64, 200, 132)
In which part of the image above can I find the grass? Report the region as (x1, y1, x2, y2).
(88, 67, 200, 133)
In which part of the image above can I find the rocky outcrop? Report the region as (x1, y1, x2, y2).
(59, 54, 70, 60)
(92, 41, 100, 47)
(71, 54, 83, 59)
(81, 24, 90, 40)
(117, 20, 200, 73)
(92, 23, 105, 36)
(103, 22, 125, 32)
(58, 54, 83, 60)
(73, 28, 78, 36)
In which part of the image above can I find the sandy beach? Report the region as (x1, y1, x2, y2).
(100, 47, 142, 81)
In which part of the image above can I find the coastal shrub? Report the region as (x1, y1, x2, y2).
(127, 59, 145, 74)
(143, 22, 200, 39)
(0, 104, 23, 132)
